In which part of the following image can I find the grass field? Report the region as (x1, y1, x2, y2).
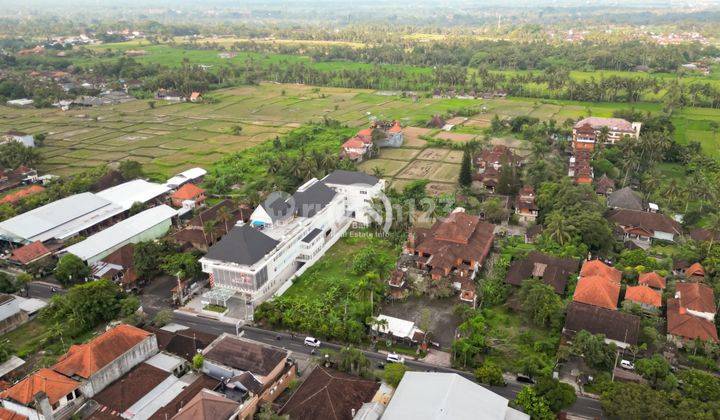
(1, 82, 719, 180)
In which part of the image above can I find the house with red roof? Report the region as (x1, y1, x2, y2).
(579, 260, 622, 284)
(9, 241, 51, 266)
(53, 324, 158, 398)
(624, 285, 662, 312)
(673, 282, 716, 322)
(572, 117, 641, 151)
(405, 209, 494, 305)
(684, 262, 705, 279)
(570, 260, 622, 310)
(514, 185, 538, 223)
(667, 298, 719, 346)
(638, 272, 666, 291)
(573, 276, 620, 310)
(171, 183, 206, 208)
(339, 135, 372, 162)
(0, 368, 80, 420)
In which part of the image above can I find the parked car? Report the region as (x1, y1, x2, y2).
(516, 374, 535, 384)
(620, 359, 635, 370)
(386, 353, 405, 364)
(304, 336, 321, 347)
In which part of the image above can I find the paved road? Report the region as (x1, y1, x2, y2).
(171, 312, 604, 419)
(25, 280, 65, 299)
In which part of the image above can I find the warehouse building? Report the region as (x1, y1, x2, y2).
(96, 179, 170, 211)
(61, 205, 177, 264)
(0, 192, 124, 245)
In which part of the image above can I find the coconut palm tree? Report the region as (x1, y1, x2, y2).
(217, 206, 232, 234)
(203, 220, 218, 247)
(705, 212, 720, 251)
(546, 212, 575, 246)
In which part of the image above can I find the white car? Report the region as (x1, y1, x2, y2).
(386, 353, 405, 364)
(304, 337, 321, 347)
(620, 359, 635, 370)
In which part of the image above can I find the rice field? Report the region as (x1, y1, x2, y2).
(1, 82, 718, 181)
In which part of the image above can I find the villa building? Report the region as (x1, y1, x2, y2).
(200, 171, 384, 308)
(572, 117, 641, 151)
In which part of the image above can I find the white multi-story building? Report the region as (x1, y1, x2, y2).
(200, 171, 384, 307)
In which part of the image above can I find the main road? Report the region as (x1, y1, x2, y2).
(171, 312, 604, 419)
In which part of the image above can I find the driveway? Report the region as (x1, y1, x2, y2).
(140, 275, 175, 315)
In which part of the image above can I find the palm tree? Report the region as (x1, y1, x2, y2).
(217, 206, 232, 233)
(546, 212, 574, 246)
(597, 125, 610, 145)
(705, 212, 720, 250)
(203, 220, 218, 247)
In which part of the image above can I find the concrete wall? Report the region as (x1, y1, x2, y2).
(80, 335, 158, 397)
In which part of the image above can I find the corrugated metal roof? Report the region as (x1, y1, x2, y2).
(0, 192, 122, 243)
(165, 167, 207, 188)
(62, 205, 177, 261)
(96, 179, 170, 210)
(382, 372, 525, 420)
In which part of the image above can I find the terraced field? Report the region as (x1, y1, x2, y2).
(1, 83, 718, 181)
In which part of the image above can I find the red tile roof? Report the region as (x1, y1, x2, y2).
(53, 325, 152, 379)
(342, 138, 366, 149)
(573, 275, 620, 310)
(638, 272, 666, 289)
(685, 262, 705, 278)
(357, 128, 373, 137)
(0, 407, 28, 420)
(172, 183, 205, 201)
(580, 260, 621, 284)
(676, 282, 716, 314)
(0, 185, 45, 204)
(625, 285, 662, 307)
(10, 241, 51, 265)
(279, 366, 379, 420)
(0, 368, 79, 405)
(667, 298, 719, 343)
(171, 389, 239, 420)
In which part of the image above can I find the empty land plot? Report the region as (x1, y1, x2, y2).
(402, 127, 433, 147)
(430, 163, 461, 183)
(397, 160, 442, 180)
(529, 104, 562, 119)
(426, 182, 457, 196)
(446, 117, 468, 126)
(379, 148, 421, 161)
(444, 150, 464, 164)
(465, 118, 491, 128)
(357, 159, 409, 177)
(433, 131, 477, 143)
(417, 148, 451, 161)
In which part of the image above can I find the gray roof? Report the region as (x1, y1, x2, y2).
(302, 228, 322, 243)
(204, 225, 279, 266)
(382, 372, 528, 420)
(322, 170, 380, 186)
(291, 181, 336, 218)
(0, 192, 123, 243)
(607, 187, 644, 211)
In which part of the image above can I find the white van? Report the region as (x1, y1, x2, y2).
(304, 336, 321, 347)
(386, 353, 405, 364)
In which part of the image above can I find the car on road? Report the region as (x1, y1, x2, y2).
(386, 353, 405, 364)
(304, 336, 321, 347)
(620, 359, 635, 370)
(516, 374, 535, 384)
